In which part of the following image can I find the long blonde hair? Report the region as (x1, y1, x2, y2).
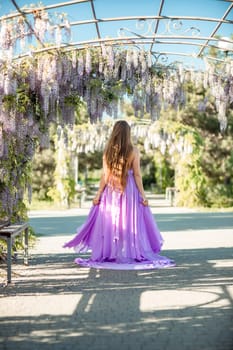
(104, 120, 133, 191)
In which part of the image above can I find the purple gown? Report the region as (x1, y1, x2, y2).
(63, 170, 175, 270)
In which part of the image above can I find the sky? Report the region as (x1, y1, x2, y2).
(0, 0, 232, 69)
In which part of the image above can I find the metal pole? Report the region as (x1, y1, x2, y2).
(7, 236, 12, 283)
(24, 227, 29, 266)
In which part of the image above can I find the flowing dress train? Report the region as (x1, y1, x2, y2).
(63, 170, 175, 270)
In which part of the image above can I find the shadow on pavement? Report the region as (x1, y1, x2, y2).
(1, 247, 233, 350)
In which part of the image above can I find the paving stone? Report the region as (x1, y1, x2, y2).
(0, 205, 233, 350)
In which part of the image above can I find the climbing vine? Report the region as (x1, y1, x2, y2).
(0, 42, 232, 218)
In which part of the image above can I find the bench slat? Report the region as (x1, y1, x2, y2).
(0, 223, 29, 237)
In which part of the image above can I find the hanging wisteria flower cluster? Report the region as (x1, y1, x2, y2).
(58, 120, 194, 158)
(0, 7, 71, 61)
(0, 44, 232, 220)
(1, 47, 232, 129)
(203, 58, 233, 132)
(0, 47, 194, 155)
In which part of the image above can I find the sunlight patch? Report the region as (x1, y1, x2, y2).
(0, 294, 83, 317)
(140, 290, 219, 311)
(208, 259, 233, 268)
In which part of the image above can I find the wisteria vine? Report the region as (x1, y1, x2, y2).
(0, 13, 233, 219)
(0, 47, 232, 220)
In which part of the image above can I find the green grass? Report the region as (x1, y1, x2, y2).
(194, 206, 233, 212)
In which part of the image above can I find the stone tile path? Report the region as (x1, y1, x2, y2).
(0, 201, 233, 350)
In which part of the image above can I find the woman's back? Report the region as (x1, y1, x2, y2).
(103, 146, 138, 191)
(64, 120, 175, 269)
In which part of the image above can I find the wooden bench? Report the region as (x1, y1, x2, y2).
(0, 222, 29, 283)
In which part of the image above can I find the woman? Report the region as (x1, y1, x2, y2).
(64, 120, 175, 269)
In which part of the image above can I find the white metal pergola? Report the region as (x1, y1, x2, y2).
(0, 0, 233, 67)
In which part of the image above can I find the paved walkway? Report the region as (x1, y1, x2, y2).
(0, 199, 233, 350)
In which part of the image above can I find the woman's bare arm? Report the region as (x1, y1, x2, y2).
(132, 148, 148, 206)
(93, 155, 108, 205)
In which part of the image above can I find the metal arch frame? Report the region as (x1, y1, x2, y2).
(3, 0, 233, 61)
(197, 2, 233, 57)
(13, 35, 233, 57)
(61, 15, 232, 26)
(1, 0, 90, 20)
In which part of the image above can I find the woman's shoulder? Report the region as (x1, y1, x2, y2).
(128, 146, 139, 166)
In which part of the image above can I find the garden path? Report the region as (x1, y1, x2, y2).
(0, 196, 233, 350)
